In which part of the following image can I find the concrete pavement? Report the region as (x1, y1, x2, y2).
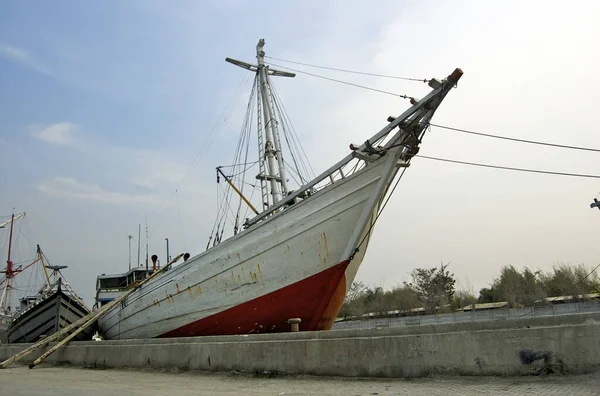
(1, 365, 600, 395)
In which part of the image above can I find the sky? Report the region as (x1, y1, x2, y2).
(1, 0, 600, 306)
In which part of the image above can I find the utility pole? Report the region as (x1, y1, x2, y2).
(128, 235, 133, 271)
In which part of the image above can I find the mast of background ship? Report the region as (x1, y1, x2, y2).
(226, 39, 295, 206)
(0, 212, 17, 315)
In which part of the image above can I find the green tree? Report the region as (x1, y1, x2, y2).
(338, 281, 369, 319)
(406, 263, 455, 314)
(345, 281, 368, 302)
(388, 285, 421, 313)
(452, 289, 477, 310)
(487, 266, 546, 307)
(478, 287, 500, 303)
(363, 286, 386, 315)
(541, 263, 600, 299)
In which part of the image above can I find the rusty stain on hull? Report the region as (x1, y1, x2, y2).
(323, 232, 329, 257)
(257, 264, 263, 281)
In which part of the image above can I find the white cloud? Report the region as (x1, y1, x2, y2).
(113, 147, 189, 190)
(37, 177, 160, 205)
(32, 125, 201, 208)
(30, 122, 80, 147)
(0, 43, 50, 75)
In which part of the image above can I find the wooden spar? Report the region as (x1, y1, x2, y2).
(0, 252, 185, 369)
(0, 257, 41, 281)
(216, 167, 259, 215)
(37, 245, 51, 287)
(29, 305, 109, 368)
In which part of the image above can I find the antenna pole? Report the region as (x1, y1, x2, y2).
(145, 217, 149, 271)
(165, 238, 170, 263)
(128, 235, 133, 271)
(137, 224, 141, 268)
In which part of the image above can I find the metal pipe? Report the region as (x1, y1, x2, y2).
(165, 238, 170, 264)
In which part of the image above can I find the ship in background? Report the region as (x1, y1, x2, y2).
(1, 213, 91, 343)
(97, 39, 463, 339)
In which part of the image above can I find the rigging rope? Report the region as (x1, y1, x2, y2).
(265, 62, 415, 100)
(176, 190, 187, 251)
(177, 72, 253, 191)
(430, 124, 600, 153)
(241, 184, 259, 224)
(282, 159, 303, 186)
(265, 56, 430, 83)
(232, 77, 257, 233)
(219, 160, 260, 169)
(208, 76, 258, 244)
(415, 155, 600, 179)
(275, 103, 307, 185)
(139, 71, 253, 247)
(225, 161, 259, 178)
(351, 167, 409, 260)
(270, 79, 315, 181)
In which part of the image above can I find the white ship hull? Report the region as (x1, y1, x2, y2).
(99, 157, 394, 339)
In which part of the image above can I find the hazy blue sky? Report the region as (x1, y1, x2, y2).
(1, 0, 600, 305)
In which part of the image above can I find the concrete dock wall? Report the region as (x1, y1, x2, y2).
(1, 313, 599, 378)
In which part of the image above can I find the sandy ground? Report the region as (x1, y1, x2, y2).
(1, 365, 600, 395)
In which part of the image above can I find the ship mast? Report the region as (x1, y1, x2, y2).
(226, 39, 295, 206)
(0, 212, 25, 315)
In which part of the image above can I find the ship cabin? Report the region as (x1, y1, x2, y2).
(95, 267, 154, 308)
(18, 295, 40, 312)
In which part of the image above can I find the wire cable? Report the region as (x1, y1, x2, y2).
(430, 124, 600, 153)
(415, 155, 600, 179)
(265, 55, 430, 83)
(352, 167, 409, 259)
(266, 62, 414, 100)
(137, 71, 252, 235)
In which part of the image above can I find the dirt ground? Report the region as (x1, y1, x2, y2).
(1, 365, 600, 395)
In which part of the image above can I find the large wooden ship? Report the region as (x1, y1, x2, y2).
(97, 39, 462, 340)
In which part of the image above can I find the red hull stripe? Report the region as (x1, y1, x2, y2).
(159, 260, 350, 338)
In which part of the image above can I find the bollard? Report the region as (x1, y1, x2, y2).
(287, 318, 301, 332)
